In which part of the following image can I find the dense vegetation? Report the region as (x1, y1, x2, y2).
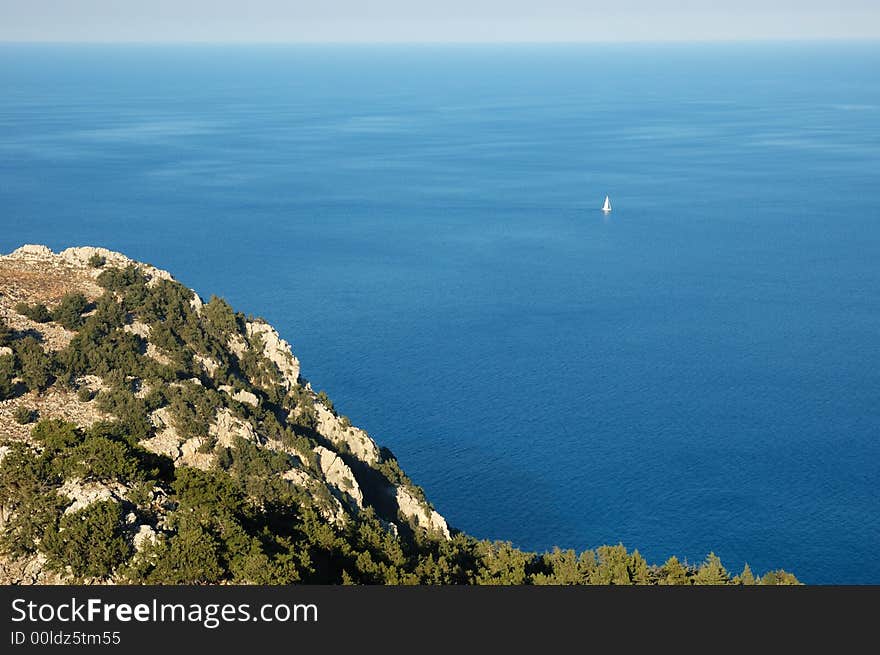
(0, 266, 800, 585)
(0, 418, 797, 584)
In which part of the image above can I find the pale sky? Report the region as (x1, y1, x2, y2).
(1, 0, 878, 42)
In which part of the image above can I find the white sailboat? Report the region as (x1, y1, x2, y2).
(602, 195, 612, 212)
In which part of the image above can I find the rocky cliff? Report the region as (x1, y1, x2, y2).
(0, 245, 448, 584)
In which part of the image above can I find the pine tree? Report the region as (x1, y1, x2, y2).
(694, 552, 730, 585)
(0, 354, 15, 400)
(761, 570, 800, 585)
(658, 555, 691, 585)
(0, 317, 12, 346)
(592, 544, 631, 584)
(14, 336, 53, 392)
(736, 563, 756, 585)
(628, 549, 651, 585)
(51, 293, 89, 330)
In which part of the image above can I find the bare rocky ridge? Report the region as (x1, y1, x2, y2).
(0, 244, 450, 583)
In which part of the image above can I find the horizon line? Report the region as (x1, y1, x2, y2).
(1, 36, 878, 46)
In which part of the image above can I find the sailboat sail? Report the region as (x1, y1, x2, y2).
(602, 195, 612, 212)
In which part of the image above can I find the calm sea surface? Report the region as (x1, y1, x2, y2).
(1, 43, 878, 583)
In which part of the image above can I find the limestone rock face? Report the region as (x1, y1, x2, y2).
(143, 407, 182, 460)
(58, 479, 128, 515)
(0, 387, 108, 442)
(7, 244, 53, 259)
(395, 486, 451, 539)
(178, 436, 214, 471)
(57, 246, 135, 270)
(210, 408, 261, 448)
(245, 321, 301, 389)
(59, 246, 175, 285)
(0, 553, 62, 585)
(315, 446, 365, 510)
(315, 403, 380, 465)
(281, 467, 348, 525)
(7, 245, 175, 290)
(234, 389, 259, 407)
(218, 385, 259, 408)
(123, 321, 151, 339)
(195, 354, 220, 377)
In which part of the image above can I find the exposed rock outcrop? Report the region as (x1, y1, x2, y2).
(218, 385, 259, 408)
(178, 436, 214, 471)
(143, 407, 182, 459)
(0, 244, 453, 586)
(395, 486, 451, 539)
(210, 408, 261, 448)
(316, 446, 365, 510)
(245, 321, 301, 390)
(315, 403, 380, 465)
(58, 479, 128, 515)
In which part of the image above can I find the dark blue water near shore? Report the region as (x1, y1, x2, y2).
(2, 42, 878, 583)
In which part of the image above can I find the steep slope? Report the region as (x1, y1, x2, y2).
(0, 245, 447, 584)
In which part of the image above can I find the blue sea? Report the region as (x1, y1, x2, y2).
(1, 42, 878, 584)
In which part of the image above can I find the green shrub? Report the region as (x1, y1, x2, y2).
(95, 387, 153, 440)
(62, 436, 142, 483)
(0, 317, 12, 346)
(761, 570, 800, 585)
(316, 390, 335, 414)
(14, 302, 51, 323)
(60, 324, 144, 382)
(166, 383, 220, 439)
(51, 293, 89, 330)
(197, 435, 218, 454)
(203, 296, 239, 340)
(13, 405, 35, 424)
(290, 398, 318, 433)
(42, 500, 131, 580)
(693, 552, 730, 585)
(0, 354, 16, 400)
(88, 253, 106, 268)
(76, 386, 94, 402)
(0, 443, 64, 556)
(143, 525, 224, 584)
(217, 447, 234, 470)
(173, 467, 244, 519)
(658, 555, 691, 585)
(126, 481, 154, 508)
(13, 336, 53, 392)
(31, 419, 83, 453)
(96, 264, 145, 293)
